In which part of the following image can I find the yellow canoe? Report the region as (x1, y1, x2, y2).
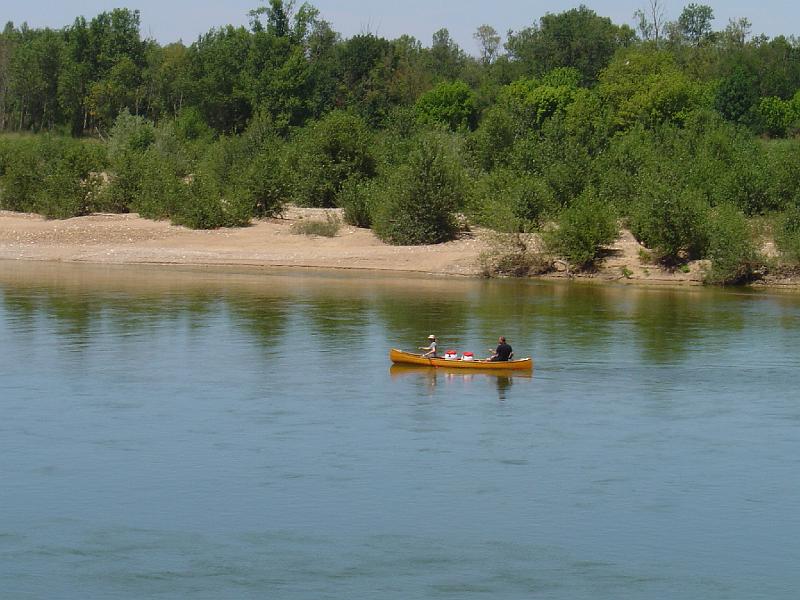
(390, 364, 532, 379)
(390, 348, 533, 371)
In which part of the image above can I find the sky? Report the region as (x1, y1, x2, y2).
(4, 0, 796, 53)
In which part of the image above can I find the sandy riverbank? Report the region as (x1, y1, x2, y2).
(0, 208, 484, 276)
(1, 208, 798, 288)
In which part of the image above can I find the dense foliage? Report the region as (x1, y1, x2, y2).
(2, 2, 800, 281)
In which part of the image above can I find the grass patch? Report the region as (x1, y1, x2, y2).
(479, 232, 553, 277)
(290, 213, 341, 237)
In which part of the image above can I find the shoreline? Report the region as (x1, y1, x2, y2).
(1, 209, 799, 290)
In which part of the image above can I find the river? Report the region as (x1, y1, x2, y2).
(1, 262, 798, 599)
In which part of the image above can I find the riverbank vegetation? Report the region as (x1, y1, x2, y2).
(2, 2, 800, 284)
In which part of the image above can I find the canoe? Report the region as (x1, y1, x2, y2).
(390, 364, 532, 378)
(390, 348, 533, 371)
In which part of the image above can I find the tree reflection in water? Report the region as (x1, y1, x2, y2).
(389, 365, 528, 400)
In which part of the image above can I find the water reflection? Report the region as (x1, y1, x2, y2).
(0, 261, 797, 372)
(389, 364, 529, 400)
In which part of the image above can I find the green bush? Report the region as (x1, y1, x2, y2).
(0, 136, 107, 218)
(0, 138, 13, 177)
(755, 96, 791, 137)
(107, 110, 155, 163)
(515, 123, 592, 209)
(171, 172, 251, 229)
(466, 170, 520, 232)
(414, 81, 478, 131)
(103, 113, 163, 215)
(594, 126, 656, 212)
(103, 149, 144, 213)
(703, 204, 759, 284)
(339, 177, 378, 228)
(467, 169, 555, 232)
(0, 138, 41, 211)
(372, 131, 464, 245)
(629, 174, 709, 263)
(35, 163, 87, 219)
(152, 122, 194, 177)
(235, 145, 288, 218)
(546, 187, 618, 269)
(287, 111, 377, 207)
(712, 153, 774, 215)
(174, 107, 215, 143)
(776, 206, 800, 262)
(468, 106, 517, 171)
(131, 150, 187, 220)
(765, 140, 800, 211)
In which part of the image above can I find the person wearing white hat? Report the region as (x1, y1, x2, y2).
(419, 334, 438, 358)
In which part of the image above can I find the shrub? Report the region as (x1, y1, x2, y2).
(372, 131, 465, 245)
(34, 165, 81, 218)
(290, 213, 341, 237)
(755, 96, 791, 137)
(414, 81, 478, 131)
(171, 172, 251, 229)
(0, 136, 106, 218)
(236, 148, 288, 218)
(0, 138, 41, 211)
(479, 232, 553, 277)
(533, 124, 592, 208)
(776, 206, 800, 262)
(287, 111, 377, 207)
(712, 153, 774, 215)
(765, 140, 800, 211)
(104, 113, 162, 215)
(703, 204, 760, 285)
(546, 187, 618, 269)
(594, 126, 656, 212)
(107, 110, 155, 163)
(339, 177, 378, 228)
(0, 138, 13, 177)
(466, 170, 520, 232)
(197, 135, 248, 190)
(629, 175, 709, 263)
(131, 150, 187, 220)
(468, 106, 517, 171)
(103, 150, 144, 213)
(152, 122, 194, 177)
(466, 170, 555, 233)
(174, 107, 214, 143)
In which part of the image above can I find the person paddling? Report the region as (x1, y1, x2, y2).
(419, 334, 438, 358)
(488, 336, 513, 362)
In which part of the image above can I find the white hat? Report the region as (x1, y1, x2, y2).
(427, 334, 436, 339)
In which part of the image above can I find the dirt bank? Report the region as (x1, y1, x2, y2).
(0, 208, 484, 276)
(0, 208, 797, 288)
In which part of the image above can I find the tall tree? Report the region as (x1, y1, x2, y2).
(428, 28, 466, 81)
(189, 26, 252, 132)
(506, 5, 635, 84)
(673, 4, 714, 45)
(474, 25, 501, 65)
(246, 1, 324, 128)
(634, 0, 667, 43)
(0, 23, 17, 130)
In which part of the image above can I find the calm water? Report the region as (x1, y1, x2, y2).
(1, 263, 799, 599)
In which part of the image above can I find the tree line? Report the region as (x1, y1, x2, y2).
(1, 1, 800, 284)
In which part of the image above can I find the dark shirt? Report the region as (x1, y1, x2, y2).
(495, 343, 513, 361)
